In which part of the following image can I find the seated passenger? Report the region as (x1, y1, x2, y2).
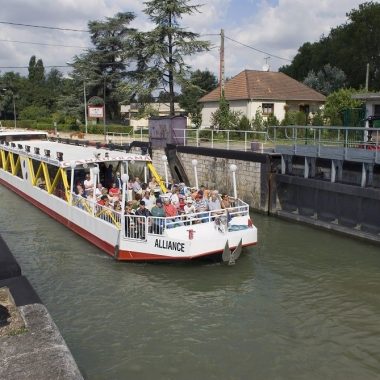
(134, 200, 152, 238)
(163, 196, 183, 228)
(195, 192, 209, 223)
(183, 198, 196, 224)
(208, 190, 222, 216)
(150, 199, 165, 234)
(220, 193, 231, 209)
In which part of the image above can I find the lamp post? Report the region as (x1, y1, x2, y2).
(229, 164, 238, 199)
(92, 166, 100, 215)
(121, 173, 129, 235)
(69, 161, 76, 205)
(2, 89, 16, 129)
(162, 155, 168, 188)
(191, 159, 199, 189)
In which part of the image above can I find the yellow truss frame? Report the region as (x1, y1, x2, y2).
(147, 162, 167, 193)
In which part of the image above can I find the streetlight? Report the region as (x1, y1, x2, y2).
(162, 155, 168, 188)
(92, 166, 100, 215)
(191, 159, 199, 189)
(2, 88, 16, 129)
(229, 164, 238, 199)
(66, 62, 88, 134)
(121, 173, 129, 236)
(69, 161, 76, 206)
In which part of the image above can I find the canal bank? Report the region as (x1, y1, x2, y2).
(0, 235, 83, 380)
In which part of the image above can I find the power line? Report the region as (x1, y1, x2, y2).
(0, 21, 89, 32)
(0, 39, 88, 49)
(224, 35, 292, 62)
(0, 65, 69, 69)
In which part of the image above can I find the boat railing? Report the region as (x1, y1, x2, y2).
(71, 193, 121, 228)
(71, 193, 250, 239)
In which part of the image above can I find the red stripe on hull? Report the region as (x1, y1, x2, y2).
(0, 177, 256, 262)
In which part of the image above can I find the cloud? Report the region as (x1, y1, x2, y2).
(0, 0, 367, 80)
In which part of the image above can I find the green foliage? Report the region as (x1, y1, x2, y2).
(280, 2, 380, 90)
(238, 115, 251, 130)
(311, 109, 325, 126)
(281, 111, 307, 125)
(19, 105, 49, 120)
(264, 114, 280, 127)
(323, 88, 363, 126)
(252, 109, 264, 130)
(137, 0, 210, 115)
(210, 95, 241, 129)
(179, 69, 218, 128)
(303, 64, 347, 95)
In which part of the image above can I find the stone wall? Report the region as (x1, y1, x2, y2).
(151, 148, 267, 211)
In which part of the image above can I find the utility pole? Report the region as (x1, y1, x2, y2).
(365, 63, 369, 91)
(220, 28, 225, 98)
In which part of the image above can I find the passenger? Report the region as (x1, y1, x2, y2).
(124, 205, 136, 238)
(95, 182, 104, 199)
(132, 177, 142, 195)
(194, 191, 209, 223)
(36, 177, 46, 190)
(109, 182, 120, 199)
(134, 200, 152, 239)
(148, 177, 158, 190)
(113, 200, 122, 212)
(208, 190, 222, 214)
(183, 197, 196, 224)
(113, 172, 123, 190)
(142, 190, 153, 210)
(220, 193, 231, 209)
(163, 197, 183, 228)
(83, 173, 93, 196)
(97, 194, 109, 206)
(150, 199, 165, 234)
(170, 187, 181, 209)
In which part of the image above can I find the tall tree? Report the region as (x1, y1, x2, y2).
(70, 12, 136, 120)
(303, 64, 347, 95)
(179, 69, 218, 127)
(280, 2, 380, 90)
(141, 0, 210, 115)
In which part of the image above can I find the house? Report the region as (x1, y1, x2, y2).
(120, 102, 187, 129)
(199, 70, 326, 127)
(352, 93, 380, 118)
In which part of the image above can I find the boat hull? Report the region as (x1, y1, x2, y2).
(0, 172, 257, 261)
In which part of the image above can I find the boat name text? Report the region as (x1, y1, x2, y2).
(154, 239, 185, 252)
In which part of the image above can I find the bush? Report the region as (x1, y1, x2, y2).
(19, 105, 49, 120)
(238, 115, 251, 130)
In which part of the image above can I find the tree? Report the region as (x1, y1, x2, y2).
(210, 95, 241, 129)
(280, 2, 380, 90)
(141, 0, 210, 115)
(179, 69, 218, 127)
(70, 12, 136, 120)
(323, 88, 363, 125)
(303, 64, 346, 95)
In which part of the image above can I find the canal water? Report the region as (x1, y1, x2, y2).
(1, 185, 380, 380)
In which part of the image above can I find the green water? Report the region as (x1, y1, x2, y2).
(1, 185, 380, 380)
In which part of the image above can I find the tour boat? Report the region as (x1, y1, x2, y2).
(0, 130, 257, 263)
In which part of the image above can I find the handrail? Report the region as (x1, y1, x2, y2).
(173, 128, 268, 151)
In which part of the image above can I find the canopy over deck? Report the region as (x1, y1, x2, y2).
(0, 132, 151, 168)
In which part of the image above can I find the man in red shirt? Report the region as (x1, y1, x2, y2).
(163, 197, 183, 228)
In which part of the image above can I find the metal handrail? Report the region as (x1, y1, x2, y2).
(173, 128, 268, 151)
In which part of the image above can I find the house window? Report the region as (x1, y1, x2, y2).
(374, 104, 380, 116)
(262, 103, 274, 115)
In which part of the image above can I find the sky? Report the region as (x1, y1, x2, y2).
(0, 0, 369, 80)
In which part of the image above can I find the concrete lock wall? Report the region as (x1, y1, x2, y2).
(151, 148, 268, 211)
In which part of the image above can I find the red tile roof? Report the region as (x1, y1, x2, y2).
(199, 70, 326, 102)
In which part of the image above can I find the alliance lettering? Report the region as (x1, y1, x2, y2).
(154, 239, 185, 253)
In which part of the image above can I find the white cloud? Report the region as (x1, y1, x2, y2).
(0, 0, 367, 80)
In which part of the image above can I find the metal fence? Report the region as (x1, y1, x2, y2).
(173, 128, 268, 151)
(106, 129, 149, 144)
